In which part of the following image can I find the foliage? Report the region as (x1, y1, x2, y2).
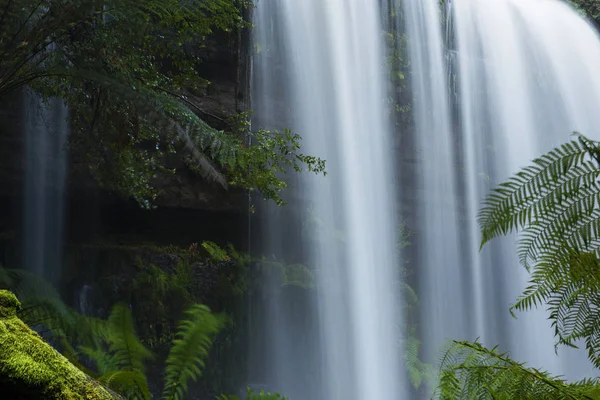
(208, 127, 326, 207)
(394, 221, 437, 393)
(1, 266, 231, 399)
(384, 0, 413, 129)
(162, 305, 227, 400)
(478, 134, 600, 367)
(81, 304, 153, 399)
(0, 290, 118, 399)
(0, 266, 104, 353)
(254, 259, 315, 289)
(82, 302, 226, 400)
(436, 135, 600, 398)
(0, 0, 324, 207)
(434, 340, 600, 400)
(217, 387, 287, 400)
(131, 262, 194, 348)
(106, 305, 152, 389)
(569, 0, 600, 25)
(202, 241, 233, 262)
(404, 333, 437, 392)
(300, 207, 347, 244)
(203, 241, 315, 290)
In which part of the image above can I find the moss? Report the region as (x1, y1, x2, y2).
(0, 290, 120, 399)
(0, 290, 20, 318)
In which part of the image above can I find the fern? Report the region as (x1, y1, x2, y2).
(82, 304, 153, 400)
(63, 67, 324, 207)
(62, 67, 231, 186)
(0, 267, 236, 399)
(99, 370, 151, 400)
(257, 260, 315, 289)
(202, 241, 232, 262)
(434, 340, 600, 400)
(161, 304, 227, 400)
(0, 266, 97, 343)
(106, 304, 153, 372)
(404, 333, 437, 391)
(0, 0, 324, 208)
(478, 134, 600, 366)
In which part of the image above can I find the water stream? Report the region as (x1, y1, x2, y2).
(23, 90, 69, 285)
(251, 0, 600, 397)
(253, 0, 404, 398)
(406, 0, 600, 381)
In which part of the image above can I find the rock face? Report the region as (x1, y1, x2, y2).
(0, 290, 120, 400)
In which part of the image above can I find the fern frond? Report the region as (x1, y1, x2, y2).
(106, 303, 153, 372)
(81, 303, 153, 399)
(257, 260, 315, 289)
(0, 266, 95, 343)
(79, 344, 119, 375)
(0, 267, 63, 303)
(18, 295, 76, 336)
(162, 304, 227, 400)
(99, 370, 151, 400)
(479, 134, 599, 249)
(62, 67, 233, 186)
(434, 340, 599, 400)
(404, 334, 437, 391)
(478, 135, 600, 366)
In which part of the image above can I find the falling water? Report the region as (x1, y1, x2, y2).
(404, 0, 599, 381)
(253, 0, 404, 398)
(400, 0, 468, 357)
(23, 89, 69, 284)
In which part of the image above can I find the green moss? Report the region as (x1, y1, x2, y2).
(0, 290, 20, 318)
(75, 242, 206, 262)
(0, 290, 119, 399)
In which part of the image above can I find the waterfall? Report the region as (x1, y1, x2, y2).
(404, 0, 599, 381)
(23, 89, 69, 284)
(400, 0, 468, 360)
(252, 0, 405, 398)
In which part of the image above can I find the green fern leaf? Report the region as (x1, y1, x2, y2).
(100, 370, 151, 400)
(478, 134, 600, 367)
(106, 304, 153, 372)
(434, 340, 599, 400)
(161, 304, 227, 400)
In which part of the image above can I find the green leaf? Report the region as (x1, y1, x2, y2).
(162, 304, 227, 400)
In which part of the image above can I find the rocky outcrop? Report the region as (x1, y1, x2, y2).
(0, 290, 120, 400)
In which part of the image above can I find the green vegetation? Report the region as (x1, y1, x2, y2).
(478, 134, 600, 365)
(203, 240, 315, 289)
(0, 0, 324, 207)
(217, 387, 287, 400)
(0, 261, 288, 399)
(78, 302, 227, 400)
(384, 1, 413, 129)
(130, 263, 195, 348)
(0, 290, 118, 399)
(570, 0, 600, 25)
(436, 340, 600, 400)
(435, 135, 600, 398)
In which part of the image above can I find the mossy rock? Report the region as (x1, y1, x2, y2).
(0, 290, 121, 399)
